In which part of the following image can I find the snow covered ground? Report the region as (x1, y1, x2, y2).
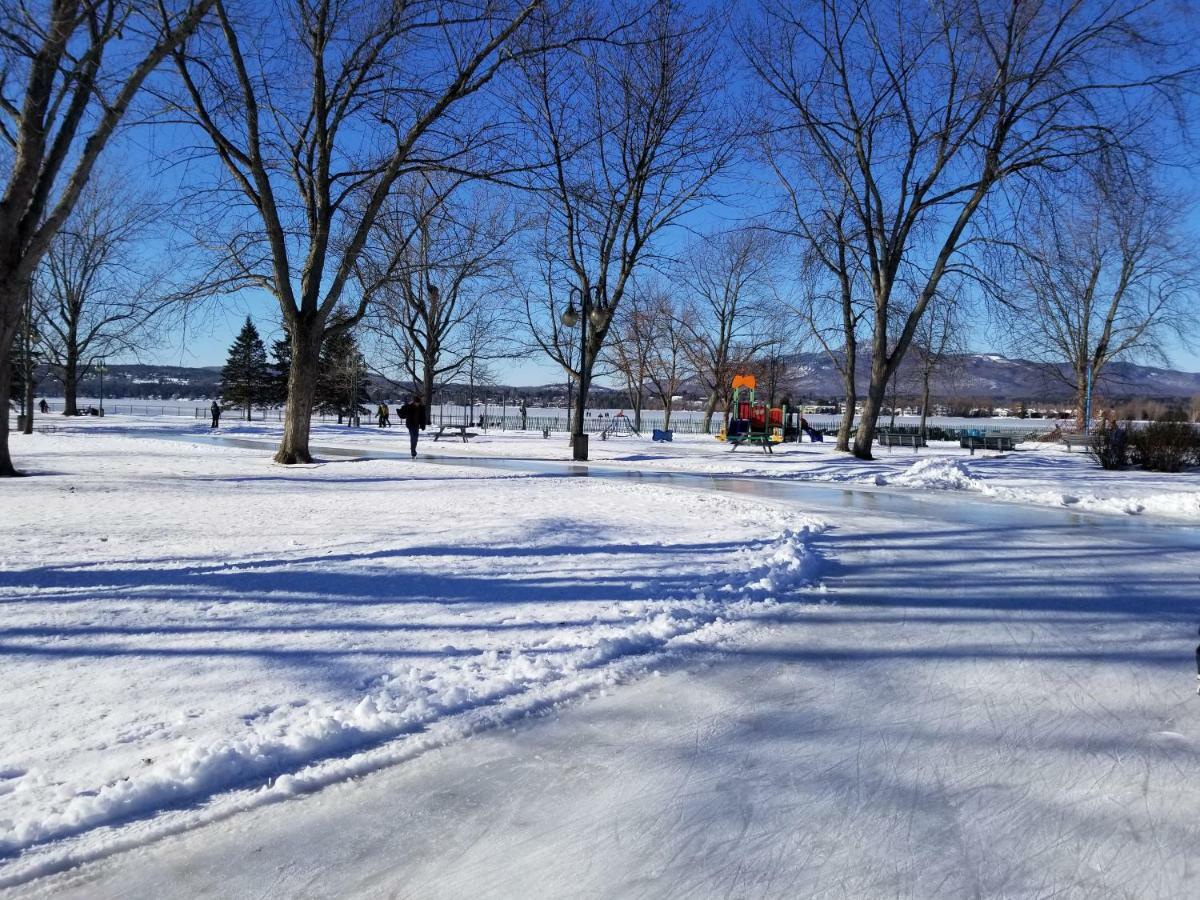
(0, 421, 823, 886)
(82, 414, 1200, 521)
(3, 416, 1200, 897)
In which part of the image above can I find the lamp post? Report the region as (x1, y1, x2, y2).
(97, 359, 107, 416)
(561, 284, 609, 461)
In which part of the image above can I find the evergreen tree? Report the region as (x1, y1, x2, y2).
(270, 332, 292, 404)
(315, 328, 370, 425)
(220, 317, 273, 420)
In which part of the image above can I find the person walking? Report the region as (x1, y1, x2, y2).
(377, 402, 390, 428)
(398, 395, 426, 458)
(210, 400, 222, 429)
(38, 398, 49, 414)
(519, 398, 528, 430)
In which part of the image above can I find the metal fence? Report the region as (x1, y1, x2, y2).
(31, 397, 1070, 442)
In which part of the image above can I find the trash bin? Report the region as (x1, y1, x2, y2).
(572, 432, 588, 461)
(16, 414, 27, 431)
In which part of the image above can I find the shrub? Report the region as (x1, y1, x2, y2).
(1129, 419, 1199, 473)
(1088, 421, 1128, 470)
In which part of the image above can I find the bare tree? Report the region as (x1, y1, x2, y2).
(365, 179, 521, 411)
(518, 0, 732, 455)
(767, 153, 869, 450)
(909, 293, 966, 438)
(678, 229, 779, 432)
(165, 0, 550, 464)
(642, 287, 691, 430)
(603, 289, 657, 431)
(1004, 169, 1196, 429)
(0, 0, 215, 475)
(747, 0, 1196, 459)
(35, 177, 167, 415)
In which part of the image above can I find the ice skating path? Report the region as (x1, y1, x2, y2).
(11, 438, 1200, 899)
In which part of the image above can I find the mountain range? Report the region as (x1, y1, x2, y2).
(32, 354, 1200, 403)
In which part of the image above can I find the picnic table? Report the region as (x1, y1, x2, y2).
(432, 424, 478, 443)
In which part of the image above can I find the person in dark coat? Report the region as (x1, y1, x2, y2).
(38, 398, 49, 414)
(377, 402, 390, 428)
(397, 395, 426, 458)
(210, 400, 221, 429)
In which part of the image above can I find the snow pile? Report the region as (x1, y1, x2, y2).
(873, 456, 1200, 520)
(877, 457, 980, 492)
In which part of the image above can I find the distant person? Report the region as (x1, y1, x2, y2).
(38, 398, 49, 414)
(377, 402, 390, 428)
(519, 399, 528, 430)
(210, 400, 221, 429)
(398, 395, 426, 458)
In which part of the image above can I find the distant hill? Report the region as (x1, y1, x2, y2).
(31, 354, 1200, 404)
(780, 352, 1200, 402)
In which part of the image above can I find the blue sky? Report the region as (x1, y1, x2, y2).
(107, 1, 1200, 385)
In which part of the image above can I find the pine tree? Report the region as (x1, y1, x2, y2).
(315, 328, 370, 425)
(220, 317, 273, 421)
(270, 332, 292, 404)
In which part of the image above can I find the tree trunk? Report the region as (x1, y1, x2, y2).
(701, 389, 719, 433)
(663, 397, 673, 430)
(920, 371, 931, 439)
(836, 364, 856, 453)
(632, 385, 643, 432)
(852, 354, 891, 460)
(888, 374, 899, 430)
(571, 361, 593, 438)
(22, 361, 34, 435)
(0, 314, 18, 476)
(62, 355, 78, 416)
(1075, 369, 1088, 431)
(274, 320, 323, 465)
(421, 356, 436, 415)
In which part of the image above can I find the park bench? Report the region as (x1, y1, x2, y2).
(1061, 434, 1094, 451)
(432, 424, 478, 443)
(877, 431, 927, 449)
(959, 433, 1015, 453)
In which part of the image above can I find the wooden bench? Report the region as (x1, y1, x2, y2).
(432, 424, 478, 443)
(1061, 434, 1094, 451)
(877, 431, 927, 449)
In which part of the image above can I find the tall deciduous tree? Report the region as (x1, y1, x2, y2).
(1004, 169, 1196, 429)
(519, 0, 732, 453)
(35, 177, 168, 415)
(747, 0, 1196, 459)
(604, 290, 657, 432)
(0, 0, 215, 475)
(678, 229, 779, 432)
(220, 317, 273, 420)
(644, 290, 692, 431)
(166, 0, 550, 464)
(365, 179, 520, 411)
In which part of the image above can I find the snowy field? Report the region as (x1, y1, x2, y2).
(2, 416, 1200, 897)
(112, 413, 1200, 520)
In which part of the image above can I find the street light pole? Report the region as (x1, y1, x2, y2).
(561, 285, 590, 461)
(98, 359, 106, 416)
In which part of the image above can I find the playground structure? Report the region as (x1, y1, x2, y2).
(600, 410, 641, 440)
(716, 374, 786, 453)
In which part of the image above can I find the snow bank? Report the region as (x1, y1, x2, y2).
(874, 457, 1200, 520)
